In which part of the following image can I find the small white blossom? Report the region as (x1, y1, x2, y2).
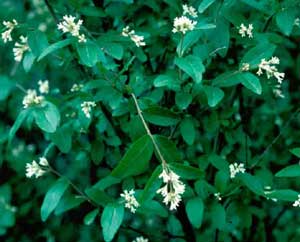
(70, 83, 84, 92)
(293, 195, 300, 207)
(229, 162, 246, 178)
(22, 89, 44, 108)
(81, 101, 96, 118)
(38, 80, 49, 94)
(120, 189, 140, 213)
(122, 26, 146, 47)
(57, 15, 86, 43)
(182, 4, 198, 18)
(214, 192, 222, 201)
(294, 18, 300, 26)
(157, 167, 185, 210)
(172, 16, 197, 34)
(25, 158, 48, 178)
(13, 36, 29, 62)
(1, 19, 17, 43)
(238, 23, 253, 38)
(132, 236, 149, 242)
(241, 63, 250, 71)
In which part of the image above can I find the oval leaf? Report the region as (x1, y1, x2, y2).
(275, 165, 300, 177)
(186, 197, 204, 228)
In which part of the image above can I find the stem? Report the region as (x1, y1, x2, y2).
(131, 93, 167, 167)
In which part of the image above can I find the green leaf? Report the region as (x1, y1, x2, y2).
(211, 203, 226, 230)
(275, 165, 300, 177)
(54, 194, 84, 215)
(186, 197, 204, 228)
(143, 106, 180, 126)
(153, 74, 180, 90)
(209, 154, 229, 171)
(27, 30, 49, 57)
(79, 6, 106, 17)
(8, 109, 30, 145)
(111, 135, 153, 178)
(84, 209, 99, 225)
(0, 76, 15, 101)
(290, 148, 300, 158)
(33, 102, 60, 133)
(100, 42, 123, 60)
(170, 163, 203, 180)
(153, 135, 181, 163)
(23, 51, 35, 72)
(240, 43, 276, 67)
(175, 92, 192, 110)
(76, 41, 99, 67)
(240, 72, 262, 94)
(203, 86, 224, 107)
(49, 125, 72, 153)
(85, 187, 114, 206)
(264, 189, 299, 201)
(180, 117, 195, 145)
(38, 39, 73, 61)
(175, 55, 205, 83)
(91, 139, 105, 165)
(198, 0, 216, 13)
(239, 173, 264, 196)
(276, 8, 297, 36)
(140, 200, 168, 218)
(41, 178, 69, 221)
(101, 203, 124, 242)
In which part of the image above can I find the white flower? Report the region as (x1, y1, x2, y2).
(294, 18, 300, 26)
(172, 16, 197, 34)
(13, 35, 29, 62)
(1, 19, 17, 43)
(214, 192, 222, 201)
(25, 159, 48, 178)
(57, 15, 86, 43)
(70, 83, 83, 92)
(182, 4, 198, 18)
(38, 80, 49, 94)
(238, 23, 253, 38)
(229, 162, 246, 178)
(120, 189, 140, 213)
(22, 89, 44, 108)
(81, 101, 96, 118)
(122, 26, 146, 47)
(293, 195, 300, 207)
(132, 236, 149, 242)
(156, 167, 185, 210)
(241, 63, 250, 71)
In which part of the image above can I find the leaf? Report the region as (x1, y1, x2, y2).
(153, 135, 181, 163)
(140, 200, 168, 218)
(211, 203, 226, 230)
(101, 203, 124, 242)
(240, 43, 276, 67)
(203, 86, 224, 107)
(198, 0, 216, 13)
(240, 72, 262, 94)
(180, 117, 195, 145)
(275, 165, 300, 177)
(38, 39, 73, 61)
(0, 76, 15, 101)
(84, 209, 99, 225)
(264, 189, 299, 201)
(85, 187, 114, 206)
(143, 106, 180, 126)
(8, 109, 30, 145)
(111, 135, 153, 178)
(175, 92, 192, 110)
(290, 148, 300, 158)
(76, 41, 99, 67)
(239, 173, 264, 196)
(169, 163, 203, 180)
(153, 74, 180, 90)
(33, 102, 60, 133)
(175, 55, 205, 83)
(212, 71, 242, 87)
(41, 178, 69, 221)
(186, 197, 204, 228)
(54, 194, 84, 215)
(100, 42, 123, 60)
(49, 125, 72, 153)
(27, 30, 49, 57)
(91, 139, 105, 165)
(276, 8, 297, 36)
(22, 51, 35, 73)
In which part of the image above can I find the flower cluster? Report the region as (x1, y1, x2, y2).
(22, 89, 44, 108)
(293, 195, 300, 207)
(229, 162, 246, 178)
(156, 168, 185, 210)
(1, 19, 18, 43)
(172, 16, 197, 34)
(13, 35, 29, 62)
(120, 189, 140, 213)
(182, 4, 198, 18)
(25, 157, 49, 178)
(81, 101, 96, 118)
(238, 23, 253, 38)
(122, 26, 146, 47)
(214, 192, 222, 201)
(38, 80, 49, 94)
(132, 236, 148, 242)
(256, 56, 285, 98)
(70, 83, 83, 92)
(57, 15, 86, 43)
(241, 63, 250, 71)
